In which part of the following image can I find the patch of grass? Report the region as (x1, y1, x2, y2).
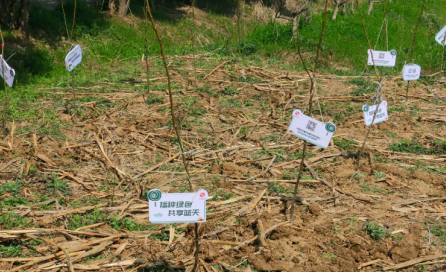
(198, 86, 215, 96)
(389, 139, 446, 156)
(365, 221, 390, 241)
(146, 95, 164, 104)
(0, 212, 29, 229)
(348, 78, 378, 96)
(110, 215, 155, 232)
(388, 106, 406, 113)
(219, 98, 243, 108)
(334, 138, 358, 150)
(222, 86, 239, 95)
(374, 171, 386, 179)
(0, 244, 23, 258)
(268, 182, 293, 195)
(68, 208, 107, 230)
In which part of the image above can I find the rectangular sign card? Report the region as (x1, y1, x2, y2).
(362, 101, 388, 126)
(367, 49, 397, 67)
(435, 25, 446, 46)
(65, 45, 82, 72)
(287, 109, 336, 149)
(402, 64, 421, 81)
(0, 55, 15, 87)
(148, 189, 208, 224)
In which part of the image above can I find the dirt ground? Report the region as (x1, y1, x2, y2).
(0, 55, 445, 271)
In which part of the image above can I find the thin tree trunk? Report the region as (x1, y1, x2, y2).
(367, 1, 375, 15)
(332, 4, 340, 20)
(20, 0, 30, 42)
(10, 0, 17, 29)
(118, 0, 130, 16)
(350, 0, 354, 13)
(291, 15, 298, 40)
(342, 3, 347, 15)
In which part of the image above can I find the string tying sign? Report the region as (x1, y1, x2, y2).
(65, 45, 82, 72)
(0, 54, 16, 87)
(287, 109, 336, 149)
(148, 189, 208, 224)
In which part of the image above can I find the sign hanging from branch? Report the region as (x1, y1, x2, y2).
(65, 45, 82, 72)
(362, 101, 388, 126)
(148, 189, 208, 224)
(435, 25, 446, 45)
(287, 109, 336, 149)
(367, 49, 397, 67)
(0, 55, 16, 87)
(402, 64, 421, 81)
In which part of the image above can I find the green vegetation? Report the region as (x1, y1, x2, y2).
(146, 95, 164, 104)
(365, 221, 390, 241)
(389, 139, 446, 156)
(45, 172, 72, 195)
(334, 138, 358, 150)
(0, 212, 29, 229)
(347, 78, 378, 96)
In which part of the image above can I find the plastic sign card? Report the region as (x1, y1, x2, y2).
(65, 45, 82, 72)
(0, 55, 16, 87)
(148, 189, 208, 224)
(402, 64, 421, 81)
(287, 109, 336, 149)
(435, 25, 446, 46)
(367, 49, 397, 67)
(362, 101, 388, 126)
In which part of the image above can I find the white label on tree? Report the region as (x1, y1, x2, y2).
(148, 189, 208, 224)
(287, 109, 336, 149)
(0, 55, 15, 87)
(65, 45, 82, 72)
(402, 64, 421, 81)
(435, 25, 446, 46)
(367, 49, 397, 67)
(362, 101, 388, 126)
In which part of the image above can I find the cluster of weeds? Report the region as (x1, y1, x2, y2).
(365, 221, 390, 241)
(197, 86, 215, 96)
(389, 139, 446, 156)
(268, 182, 293, 195)
(110, 215, 155, 231)
(68, 207, 108, 230)
(211, 190, 236, 201)
(0, 212, 29, 229)
(334, 138, 358, 150)
(0, 180, 28, 209)
(219, 98, 243, 108)
(0, 243, 23, 258)
(146, 95, 164, 104)
(425, 217, 446, 246)
(45, 172, 72, 195)
(348, 78, 378, 96)
(222, 86, 239, 95)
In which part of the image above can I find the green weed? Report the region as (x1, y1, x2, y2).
(365, 221, 390, 241)
(46, 172, 72, 195)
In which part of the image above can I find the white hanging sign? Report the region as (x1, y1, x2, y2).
(402, 64, 421, 81)
(148, 189, 208, 224)
(0, 55, 16, 87)
(367, 49, 397, 67)
(435, 25, 446, 46)
(65, 45, 82, 72)
(287, 109, 336, 149)
(362, 101, 388, 126)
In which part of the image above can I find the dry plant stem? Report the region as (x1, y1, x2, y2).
(314, 0, 329, 71)
(61, 0, 71, 40)
(191, 0, 197, 88)
(27, 234, 74, 272)
(0, 29, 8, 136)
(71, 0, 77, 38)
(406, 0, 426, 100)
(143, 6, 150, 95)
(144, 2, 199, 272)
(356, 0, 380, 81)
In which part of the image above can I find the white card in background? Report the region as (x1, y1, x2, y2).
(0, 55, 16, 87)
(148, 189, 208, 224)
(435, 25, 446, 45)
(367, 49, 397, 67)
(362, 101, 388, 126)
(65, 45, 82, 72)
(287, 109, 336, 149)
(402, 64, 421, 81)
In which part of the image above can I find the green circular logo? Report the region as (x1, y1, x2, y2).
(390, 49, 397, 56)
(363, 105, 369, 112)
(148, 189, 162, 201)
(325, 123, 336, 133)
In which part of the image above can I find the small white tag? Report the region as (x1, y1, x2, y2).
(435, 25, 446, 46)
(148, 189, 208, 224)
(287, 109, 336, 149)
(367, 49, 397, 67)
(0, 55, 15, 87)
(402, 64, 421, 81)
(362, 101, 388, 126)
(65, 45, 82, 72)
